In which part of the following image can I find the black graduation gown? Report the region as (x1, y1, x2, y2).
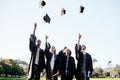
(60, 56, 76, 80)
(75, 44, 93, 80)
(45, 42, 58, 80)
(56, 50, 65, 72)
(28, 34, 45, 80)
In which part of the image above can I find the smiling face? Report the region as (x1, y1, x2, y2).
(64, 49, 71, 56)
(50, 45, 56, 54)
(81, 44, 86, 53)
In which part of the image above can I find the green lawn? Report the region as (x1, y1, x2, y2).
(90, 78, 120, 80)
(0, 78, 26, 80)
(0, 77, 120, 80)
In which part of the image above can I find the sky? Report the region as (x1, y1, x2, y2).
(0, 0, 120, 68)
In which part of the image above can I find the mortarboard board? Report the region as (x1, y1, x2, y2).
(43, 13, 51, 23)
(61, 8, 66, 16)
(80, 5, 85, 13)
(39, 0, 46, 8)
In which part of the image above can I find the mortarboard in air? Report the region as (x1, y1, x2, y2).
(39, 0, 46, 8)
(80, 5, 85, 13)
(43, 13, 51, 23)
(61, 8, 66, 16)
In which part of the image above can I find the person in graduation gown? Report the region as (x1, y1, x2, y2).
(75, 33, 93, 80)
(60, 48, 76, 80)
(28, 23, 45, 80)
(57, 46, 67, 74)
(45, 35, 58, 80)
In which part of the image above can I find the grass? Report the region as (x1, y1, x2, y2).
(65, 78, 120, 80)
(0, 77, 120, 80)
(0, 77, 26, 80)
(90, 78, 120, 80)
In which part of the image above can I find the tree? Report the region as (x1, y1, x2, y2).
(1, 59, 12, 77)
(1, 59, 26, 77)
(103, 71, 110, 78)
(92, 67, 104, 78)
(114, 64, 120, 78)
(0, 65, 4, 74)
(107, 61, 112, 67)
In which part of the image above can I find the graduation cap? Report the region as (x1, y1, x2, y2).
(39, 0, 46, 8)
(61, 8, 66, 16)
(80, 5, 85, 13)
(43, 13, 51, 23)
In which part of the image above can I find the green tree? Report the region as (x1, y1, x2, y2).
(0, 64, 4, 74)
(9, 59, 25, 77)
(1, 59, 12, 77)
(103, 71, 110, 78)
(92, 67, 104, 78)
(1, 59, 25, 77)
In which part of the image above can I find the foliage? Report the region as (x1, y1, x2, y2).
(91, 67, 104, 78)
(0, 59, 27, 77)
(114, 64, 120, 77)
(0, 65, 4, 74)
(91, 64, 120, 78)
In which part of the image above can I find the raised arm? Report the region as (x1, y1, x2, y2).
(33, 23, 37, 36)
(77, 33, 81, 49)
(29, 23, 37, 52)
(45, 35, 51, 53)
(45, 35, 48, 43)
(75, 33, 82, 59)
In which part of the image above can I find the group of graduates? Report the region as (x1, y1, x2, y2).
(27, 23, 93, 80)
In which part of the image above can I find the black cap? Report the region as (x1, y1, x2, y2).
(80, 5, 85, 13)
(41, 1, 46, 6)
(43, 13, 51, 23)
(61, 8, 66, 16)
(39, 0, 46, 8)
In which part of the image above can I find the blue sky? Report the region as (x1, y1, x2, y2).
(0, 0, 120, 68)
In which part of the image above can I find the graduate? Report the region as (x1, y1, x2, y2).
(45, 35, 59, 80)
(60, 48, 76, 80)
(75, 33, 93, 80)
(28, 23, 45, 80)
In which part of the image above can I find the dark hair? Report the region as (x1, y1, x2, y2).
(82, 44, 86, 50)
(69, 50, 71, 56)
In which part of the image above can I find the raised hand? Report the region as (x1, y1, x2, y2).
(34, 23, 37, 28)
(45, 35, 48, 42)
(33, 23, 37, 35)
(77, 33, 82, 48)
(78, 33, 82, 40)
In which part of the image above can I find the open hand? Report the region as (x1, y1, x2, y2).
(34, 23, 37, 29)
(78, 33, 82, 39)
(45, 35, 48, 41)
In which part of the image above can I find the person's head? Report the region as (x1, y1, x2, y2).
(37, 39, 41, 47)
(81, 44, 86, 53)
(50, 45, 56, 54)
(64, 49, 71, 56)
